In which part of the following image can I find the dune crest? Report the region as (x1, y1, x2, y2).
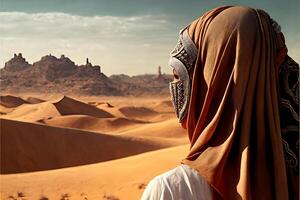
(1, 118, 185, 174)
(1, 101, 61, 122)
(25, 96, 45, 104)
(50, 95, 114, 118)
(119, 106, 158, 118)
(120, 118, 187, 138)
(151, 100, 174, 113)
(0, 94, 190, 199)
(0, 95, 28, 108)
(1, 144, 189, 200)
(41, 115, 148, 133)
(1, 95, 114, 122)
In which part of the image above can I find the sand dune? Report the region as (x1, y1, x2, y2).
(0, 94, 190, 199)
(25, 96, 45, 104)
(116, 106, 174, 122)
(121, 118, 187, 139)
(41, 115, 148, 133)
(1, 101, 61, 122)
(1, 95, 114, 122)
(0, 95, 28, 108)
(0, 105, 15, 115)
(96, 104, 127, 118)
(88, 101, 114, 107)
(1, 145, 189, 200)
(151, 100, 174, 113)
(119, 106, 158, 118)
(1, 118, 185, 174)
(96, 104, 172, 122)
(51, 95, 114, 118)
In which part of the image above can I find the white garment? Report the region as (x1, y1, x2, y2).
(141, 164, 213, 200)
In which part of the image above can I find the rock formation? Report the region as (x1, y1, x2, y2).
(77, 58, 101, 77)
(1, 54, 172, 96)
(4, 53, 31, 71)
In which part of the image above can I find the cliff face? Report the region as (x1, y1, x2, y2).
(33, 55, 78, 81)
(4, 53, 31, 71)
(0, 54, 172, 96)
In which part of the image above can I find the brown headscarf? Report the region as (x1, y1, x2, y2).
(181, 6, 295, 199)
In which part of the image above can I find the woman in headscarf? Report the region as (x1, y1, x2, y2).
(141, 6, 299, 200)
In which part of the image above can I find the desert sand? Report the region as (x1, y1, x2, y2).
(0, 93, 189, 200)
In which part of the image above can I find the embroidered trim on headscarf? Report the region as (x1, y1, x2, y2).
(279, 56, 299, 175)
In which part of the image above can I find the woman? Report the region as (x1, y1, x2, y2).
(141, 6, 299, 200)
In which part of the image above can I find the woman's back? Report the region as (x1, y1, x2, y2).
(141, 164, 213, 200)
(142, 5, 299, 200)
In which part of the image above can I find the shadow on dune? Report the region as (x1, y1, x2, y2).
(1, 95, 114, 122)
(1, 118, 174, 174)
(51, 95, 114, 118)
(0, 95, 29, 108)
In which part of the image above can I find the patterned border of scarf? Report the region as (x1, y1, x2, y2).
(279, 56, 299, 175)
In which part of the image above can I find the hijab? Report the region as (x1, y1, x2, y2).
(181, 6, 295, 199)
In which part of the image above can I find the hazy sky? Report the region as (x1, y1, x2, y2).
(1, 0, 299, 75)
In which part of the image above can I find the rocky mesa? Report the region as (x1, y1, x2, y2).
(0, 54, 172, 96)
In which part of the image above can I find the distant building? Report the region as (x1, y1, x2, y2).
(158, 65, 162, 77)
(86, 58, 92, 67)
(86, 58, 101, 73)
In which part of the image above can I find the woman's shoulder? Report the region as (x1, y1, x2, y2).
(140, 166, 180, 200)
(141, 164, 214, 200)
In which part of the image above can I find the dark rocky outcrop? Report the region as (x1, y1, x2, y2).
(4, 53, 31, 71)
(0, 54, 172, 96)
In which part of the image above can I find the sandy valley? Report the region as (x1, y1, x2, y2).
(0, 93, 189, 200)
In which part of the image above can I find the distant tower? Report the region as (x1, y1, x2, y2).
(158, 65, 162, 77)
(85, 58, 92, 67)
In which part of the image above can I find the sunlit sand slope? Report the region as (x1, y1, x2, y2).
(1, 145, 189, 200)
(1, 118, 185, 174)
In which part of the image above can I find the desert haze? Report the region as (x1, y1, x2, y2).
(0, 54, 189, 200)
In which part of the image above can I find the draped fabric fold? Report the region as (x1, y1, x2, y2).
(181, 6, 293, 199)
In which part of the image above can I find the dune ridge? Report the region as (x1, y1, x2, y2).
(2, 95, 113, 122)
(120, 118, 187, 138)
(24, 96, 45, 104)
(1, 144, 189, 200)
(119, 106, 158, 118)
(41, 115, 148, 133)
(50, 95, 114, 118)
(1, 101, 61, 122)
(1, 118, 186, 174)
(0, 95, 29, 108)
(0, 94, 190, 200)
